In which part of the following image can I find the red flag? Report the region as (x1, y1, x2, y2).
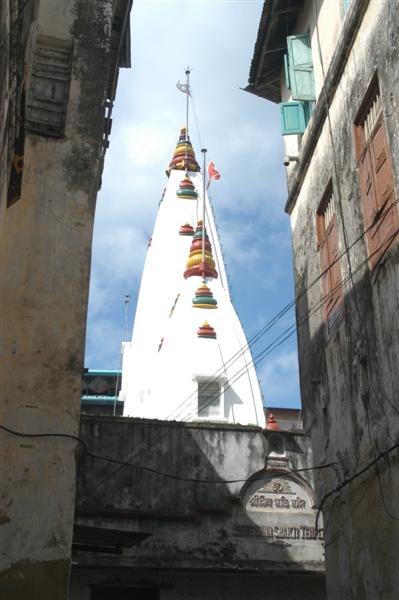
(208, 161, 221, 183)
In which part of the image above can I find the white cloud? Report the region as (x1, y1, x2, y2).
(258, 349, 301, 408)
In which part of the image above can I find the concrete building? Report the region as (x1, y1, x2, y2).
(70, 414, 325, 599)
(0, 1, 132, 597)
(120, 129, 265, 426)
(247, 0, 399, 597)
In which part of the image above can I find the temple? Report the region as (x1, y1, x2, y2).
(120, 127, 265, 426)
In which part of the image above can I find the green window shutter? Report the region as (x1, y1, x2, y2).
(280, 102, 306, 135)
(284, 54, 291, 90)
(287, 33, 316, 101)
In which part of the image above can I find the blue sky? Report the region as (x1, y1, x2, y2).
(84, 0, 301, 409)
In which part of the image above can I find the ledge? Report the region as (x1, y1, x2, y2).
(80, 413, 264, 432)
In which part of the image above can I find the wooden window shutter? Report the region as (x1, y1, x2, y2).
(357, 143, 381, 263)
(319, 235, 331, 313)
(317, 189, 343, 323)
(369, 119, 399, 260)
(287, 34, 316, 101)
(280, 101, 306, 135)
(355, 85, 398, 268)
(370, 119, 394, 209)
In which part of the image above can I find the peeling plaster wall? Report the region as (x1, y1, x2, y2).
(71, 416, 326, 599)
(0, 1, 129, 598)
(286, 1, 399, 598)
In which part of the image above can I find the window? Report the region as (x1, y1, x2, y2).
(198, 381, 222, 418)
(280, 33, 316, 136)
(317, 186, 343, 324)
(354, 79, 398, 269)
(26, 38, 73, 138)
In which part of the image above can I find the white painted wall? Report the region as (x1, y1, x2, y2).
(121, 161, 265, 426)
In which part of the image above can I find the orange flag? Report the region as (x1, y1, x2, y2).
(208, 161, 221, 183)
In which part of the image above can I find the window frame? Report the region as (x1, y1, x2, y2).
(354, 76, 398, 270)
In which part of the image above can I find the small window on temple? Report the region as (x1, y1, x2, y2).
(316, 184, 343, 326)
(354, 77, 398, 269)
(198, 381, 222, 418)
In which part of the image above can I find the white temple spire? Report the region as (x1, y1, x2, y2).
(120, 84, 265, 426)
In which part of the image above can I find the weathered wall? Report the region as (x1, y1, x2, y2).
(71, 416, 325, 599)
(286, 1, 399, 598)
(0, 1, 130, 598)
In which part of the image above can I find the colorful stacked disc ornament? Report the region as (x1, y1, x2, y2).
(197, 321, 217, 339)
(166, 128, 200, 176)
(183, 221, 218, 279)
(179, 223, 194, 236)
(192, 283, 218, 309)
(176, 175, 198, 200)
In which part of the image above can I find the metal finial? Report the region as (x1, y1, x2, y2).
(124, 294, 131, 341)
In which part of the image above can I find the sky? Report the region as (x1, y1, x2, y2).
(84, 0, 301, 409)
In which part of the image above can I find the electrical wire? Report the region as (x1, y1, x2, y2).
(2, 235, 397, 496)
(312, 0, 399, 528)
(364, 388, 399, 521)
(2, 411, 398, 546)
(315, 440, 399, 532)
(0, 422, 338, 485)
(323, 471, 378, 549)
(190, 88, 203, 152)
(86, 217, 399, 499)
(0, 0, 32, 54)
(85, 223, 399, 497)
(160, 193, 399, 430)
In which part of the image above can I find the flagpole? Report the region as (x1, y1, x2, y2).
(185, 66, 190, 171)
(201, 148, 207, 278)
